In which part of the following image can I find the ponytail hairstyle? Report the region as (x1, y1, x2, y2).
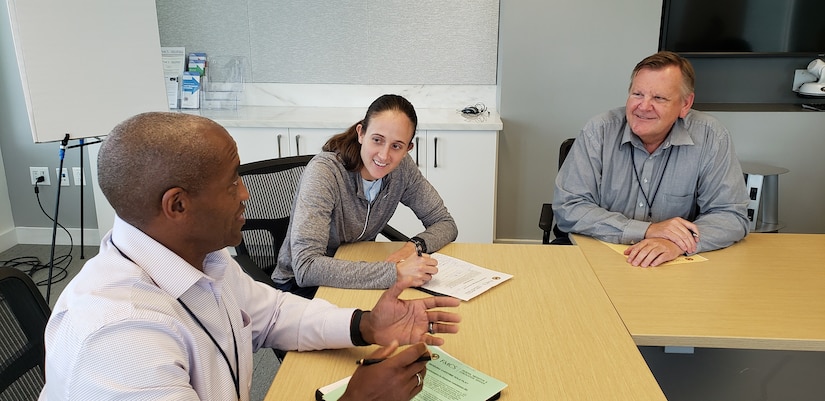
(322, 94, 418, 171)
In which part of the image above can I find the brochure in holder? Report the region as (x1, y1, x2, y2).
(160, 47, 185, 109)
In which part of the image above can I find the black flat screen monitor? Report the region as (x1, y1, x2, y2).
(659, 0, 825, 57)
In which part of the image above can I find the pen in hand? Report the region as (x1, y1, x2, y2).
(683, 229, 699, 257)
(357, 354, 432, 366)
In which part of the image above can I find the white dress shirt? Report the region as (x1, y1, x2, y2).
(39, 217, 355, 400)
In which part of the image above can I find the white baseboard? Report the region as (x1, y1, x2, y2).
(493, 238, 542, 245)
(0, 228, 17, 253)
(7, 229, 540, 249)
(14, 227, 101, 246)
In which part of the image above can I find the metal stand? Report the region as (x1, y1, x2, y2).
(741, 162, 789, 233)
(67, 138, 102, 258)
(46, 134, 69, 303)
(45, 135, 102, 302)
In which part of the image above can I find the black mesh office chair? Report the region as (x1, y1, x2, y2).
(234, 155, 312, 287)
(0, 267, 51, 401)
(539, 138, 575, 245)
(235, 155, 409, 287)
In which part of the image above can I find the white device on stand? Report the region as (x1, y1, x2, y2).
(798, 58, 825, 97)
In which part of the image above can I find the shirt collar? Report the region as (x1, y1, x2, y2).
(621, 114, 695, 152)
(110, 216, 233, 300)
(668, 113, 695, 146)
(350, 167, 394, 200)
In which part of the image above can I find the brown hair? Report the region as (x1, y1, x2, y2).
(322, 94, 417, 171)
(629, 51, 695, 99)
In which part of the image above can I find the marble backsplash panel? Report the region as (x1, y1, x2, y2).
(242, 83, 497, 110)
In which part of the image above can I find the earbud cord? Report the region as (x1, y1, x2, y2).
(357, 201, 371, 241)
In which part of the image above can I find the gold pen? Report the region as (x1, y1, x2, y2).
(357, 354, 432, 366)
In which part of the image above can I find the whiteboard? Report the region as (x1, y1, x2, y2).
(6, 0, 168, 143)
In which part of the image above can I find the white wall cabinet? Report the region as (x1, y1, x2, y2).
(389, 130, 498, 243)
(289, 128, 339, 156)
(229, 127, 289, 162)
(229, 127, 340, 162)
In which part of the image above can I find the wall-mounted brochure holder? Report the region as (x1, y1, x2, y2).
(201, 56, 247, 110)
(741, 161, 789, 233)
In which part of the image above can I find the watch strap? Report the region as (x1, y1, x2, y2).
(410, 236, 427, 254)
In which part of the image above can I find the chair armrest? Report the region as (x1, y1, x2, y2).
(380, 225, 410, 242)
(234, 254, 278, 288)
(539, 203, 554, 231)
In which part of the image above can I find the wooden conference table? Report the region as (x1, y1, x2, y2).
(265, 242, 666, 400)
(573, 233, 825, 351)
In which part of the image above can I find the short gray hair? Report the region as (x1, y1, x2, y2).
(629, 51, 695, 99)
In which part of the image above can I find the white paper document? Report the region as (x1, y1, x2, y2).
(418, 253, 512, 301)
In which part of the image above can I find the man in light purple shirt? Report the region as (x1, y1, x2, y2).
(39, 112, 460, 401)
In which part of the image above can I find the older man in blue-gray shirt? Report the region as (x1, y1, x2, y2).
(553, 51, 749, 267)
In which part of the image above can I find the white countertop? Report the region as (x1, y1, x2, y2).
(183, 106, 503, 131)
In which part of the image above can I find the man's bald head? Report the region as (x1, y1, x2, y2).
(97, 112, 230, 226)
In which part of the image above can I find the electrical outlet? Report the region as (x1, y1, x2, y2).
(30, 167, 50, 185)
(56, 168, 70, 186)
(72, 167, 86, 186)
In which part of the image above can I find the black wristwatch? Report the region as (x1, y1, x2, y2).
(410, 236, 427, 255)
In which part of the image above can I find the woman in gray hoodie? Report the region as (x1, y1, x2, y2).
(272, 94, 458, 298)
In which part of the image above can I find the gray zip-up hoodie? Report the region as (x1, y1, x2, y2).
(271, 151, 458, 289)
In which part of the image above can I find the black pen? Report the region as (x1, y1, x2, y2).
(356, 354, 432, 366)
(689, 229, 699, 238)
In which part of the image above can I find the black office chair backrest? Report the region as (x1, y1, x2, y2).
(0, 267, 51, 400)
(236, 155, 314, 280)
(540, 137, 576, 245)
(558, 137, 575, 170)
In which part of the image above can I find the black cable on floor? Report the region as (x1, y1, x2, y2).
(0, 255, 69, 286)
(6, 180, 76, 287)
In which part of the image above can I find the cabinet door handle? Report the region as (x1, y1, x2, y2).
(295, 134, 301, 155)
(415, 136, 420, 166)
(433, 137, 438, 168)
(277, 133, 283, 158)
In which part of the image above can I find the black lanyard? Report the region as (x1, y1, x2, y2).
(111, 240, 241, 400)
(177, 299, 240, 401)
(630, 144, 674, 220)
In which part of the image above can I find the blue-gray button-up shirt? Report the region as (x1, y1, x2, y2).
(553, 107, 749, 253)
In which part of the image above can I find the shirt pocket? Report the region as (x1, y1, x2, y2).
(659, 192, 695, 220)
(239, 309, 254, 383)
